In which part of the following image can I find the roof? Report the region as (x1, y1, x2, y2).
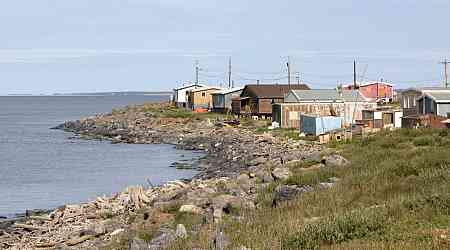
(360, 81, 394, 87)
(188, 86, 222, 93)
(241, 84, 310, 98)
(211, 87, 244, 95)
(173, 84, 206, 91)
(288, 89, 368, 102)
(421, 92, 450, 103)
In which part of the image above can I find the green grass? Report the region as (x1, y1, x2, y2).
(164, 128, 450, 249)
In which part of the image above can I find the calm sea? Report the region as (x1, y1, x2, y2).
(0, 95, 199, 218)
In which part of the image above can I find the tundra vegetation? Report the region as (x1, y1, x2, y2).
(162, 129, 450, 249)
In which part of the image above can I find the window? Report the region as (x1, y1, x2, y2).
(202, 92, 206, 97)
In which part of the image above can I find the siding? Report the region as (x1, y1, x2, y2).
(272, 102, 377, 128)
(438, 103, 450, 117)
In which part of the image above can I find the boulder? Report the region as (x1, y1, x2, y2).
(272, 185, 313, 207)
(322, 154, 348, 167)
(304, 151, 322, 163)
(175, 224, 187, 239)
(271, 167, 292, 181)
(179, 205, 203, 215)
(148, 228, 175, 250)
(248, 156, 267, 166)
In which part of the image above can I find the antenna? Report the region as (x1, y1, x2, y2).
(228, 57, 232, 89)
(439, 58, 450, 88)
(287, 56, 291, 87)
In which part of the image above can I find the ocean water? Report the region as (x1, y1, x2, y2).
(0, 95, 199, 218)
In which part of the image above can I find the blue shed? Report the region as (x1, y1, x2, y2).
(300, 114, 343, 135)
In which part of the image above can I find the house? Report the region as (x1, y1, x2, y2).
(272, 89, 376, 128)
(399, 89, 422, 116)
(211, 87, 244, 113)
(417, 89, 450, 117)
(187, 86, 222, 110)
(173, 84, 205, 108)
(234, 84, 310, 118)
(345, 82, 394, 103)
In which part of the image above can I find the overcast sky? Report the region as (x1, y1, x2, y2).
(1, 0, 450, 94)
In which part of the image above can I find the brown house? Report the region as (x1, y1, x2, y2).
(233, 84, 310, 117)
(187, 86, 222, 110)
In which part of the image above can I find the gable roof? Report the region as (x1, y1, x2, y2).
(241, 84, 310, 98)
(421, 92, 450, 103)
(188, 86, 222, 93)
(173, 84, 206, 91)
(287, 89, 367, 102)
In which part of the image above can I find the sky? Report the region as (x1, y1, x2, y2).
(1, 0, 450, 94)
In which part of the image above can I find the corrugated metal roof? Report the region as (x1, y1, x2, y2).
(173, 84, 206, 91)
(242, 84, 310, 98)
(425, 92, 450, 102)
(211, 87, 244, 95)
(188, 86, 222, 93)
(289, 89, 367, 102)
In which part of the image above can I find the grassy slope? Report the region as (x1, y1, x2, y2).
(168, 129, 450, 249)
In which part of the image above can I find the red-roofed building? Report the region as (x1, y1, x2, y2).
(344, 82, 394, 103)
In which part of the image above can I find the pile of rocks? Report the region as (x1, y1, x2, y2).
(1, 103, 349, 249)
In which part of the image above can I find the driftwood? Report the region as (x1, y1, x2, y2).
(14, 223, 47, 231)
(35, 242, 58, 248)
(28, 215, 52, 221)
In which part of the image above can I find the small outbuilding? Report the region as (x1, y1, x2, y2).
(211, 87, 244, 113)
(417, 90, 450, 117)
(300, 114, 343, 136)
(187, 86, 222, 110)
(173, 84, 205, 108)
(399, 88, 422, 116)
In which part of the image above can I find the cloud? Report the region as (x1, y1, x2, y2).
(0, 48, 226, 63)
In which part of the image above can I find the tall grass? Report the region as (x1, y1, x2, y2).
(165, 129, 450, 249)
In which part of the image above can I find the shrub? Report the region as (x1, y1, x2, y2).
(413, 136, 435, 146)
(282, 208, 388, 249)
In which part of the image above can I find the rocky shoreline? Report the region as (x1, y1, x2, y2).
(0, 103, 347, 249)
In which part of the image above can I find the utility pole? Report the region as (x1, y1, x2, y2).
(296, 72, 300, 85)
(353, 60, 357, 88)
(195, 60, 200, 87)
(287, 56, 291, 87)
(228, 57, 232, 89)
(440, 59, 450, 88)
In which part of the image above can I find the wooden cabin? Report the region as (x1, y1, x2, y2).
(234, 84, 310, 117)
(187, 86, 222, 110)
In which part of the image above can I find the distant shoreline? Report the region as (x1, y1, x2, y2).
(0, 92, 172, 97)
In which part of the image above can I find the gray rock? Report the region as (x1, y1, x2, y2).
(248, 156, 267, 166)
(318, 182, 334, 189)
(304, 151, 322, 163)
(129, 237, 149, 250)
(271, 167, 292, 181)
(322, 154, 348, 167)
(272, 185, 313, 207)
(179, 205, 203, 214)
(175, 224, 187, 239)
(149, 228, 175, 250)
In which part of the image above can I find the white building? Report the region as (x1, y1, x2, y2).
(173, 84, 205, 108)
